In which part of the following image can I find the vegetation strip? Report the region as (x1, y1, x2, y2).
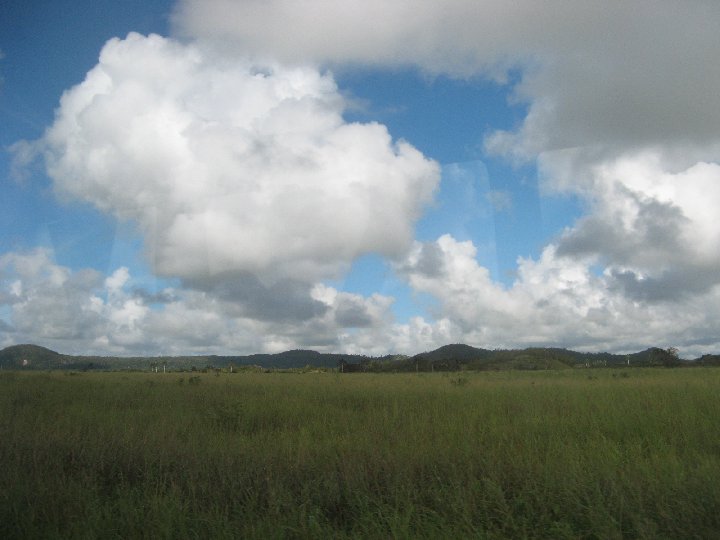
(2, 369, 720, 538)
(2, 343, 713, 372)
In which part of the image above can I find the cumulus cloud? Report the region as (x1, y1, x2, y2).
(547, 154, 720, 299)
(9, 1, 720, 355)
(173, 0, 720, 354)
(36, 33, 438, 287)
(172, 0, 506, 74)
(183, 273, 327, 323)
(174, 6, 720, 251)
(0, 249, 106, 343)
(385, 154, 720, 353)
(3, 243, 719, 358)
(0, 249, 401, 355)
(394, 235, 720, 356)
(174, 1, 720, 152)
(174, 1, 720, 168)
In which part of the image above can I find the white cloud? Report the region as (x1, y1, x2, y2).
(394, 235, 720, 357)
(37, 33, 439, 286)
(7, 29, 442, 354)
(0, 249, 106, 343)
(172, 3, 720, 219)
(174, 1, 720, 137)
(172, 0, 503, 74)
(174, 1, 720, 161)
(3, 245, 719, 358)
(541, 152, 720, 301)
(170, 0, 720, 354)
(8, 2, 720, 356)
(0, 249, 401, 356)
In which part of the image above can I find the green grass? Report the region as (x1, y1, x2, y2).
(1, 369, 720, 538)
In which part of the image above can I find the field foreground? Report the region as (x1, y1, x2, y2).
(1, 369, 719, 538)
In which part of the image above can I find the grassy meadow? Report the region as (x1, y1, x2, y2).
(1, 368, 719, 539)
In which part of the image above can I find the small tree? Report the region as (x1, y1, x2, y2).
(664, 347, 681, 367)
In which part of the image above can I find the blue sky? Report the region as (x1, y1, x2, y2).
(2, 1, 720, 357)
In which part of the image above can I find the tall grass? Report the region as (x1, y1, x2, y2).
(1, 369, 719, 538)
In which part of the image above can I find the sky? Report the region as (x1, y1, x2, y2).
(2, 0, 720, 358)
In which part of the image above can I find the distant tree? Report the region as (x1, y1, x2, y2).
(651, 347, 680, 367)
(664, 347, 681, 367)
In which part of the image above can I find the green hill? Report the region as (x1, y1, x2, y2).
(409, 344, 492, 371)
(0, 343, 703, 372)
(0, 344, 65, 370)
(406, 346, 576, 371)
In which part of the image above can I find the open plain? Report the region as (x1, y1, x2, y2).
(2, 368, 719, 538)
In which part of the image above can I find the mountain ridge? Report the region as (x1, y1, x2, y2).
(0, 343, 695, 371)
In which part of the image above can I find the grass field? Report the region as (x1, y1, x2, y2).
(2, 368, 719, 538)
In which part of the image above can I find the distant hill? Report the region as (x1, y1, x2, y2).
(0, 344, 64, 370)
(0, 343, 704, 372)
(416, 344, 493, 362)
(400, 345, 686, 372)
(691, 354, 720, 367)
(233, 349, 369, 369)
(407, 346, 576, 371)
(407, 344, 493, 371)
(0, 345, 376, 371)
